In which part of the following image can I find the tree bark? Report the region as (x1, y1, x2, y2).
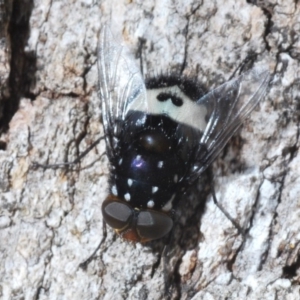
(1, 0, 300, 299)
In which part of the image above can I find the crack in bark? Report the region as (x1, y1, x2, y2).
(0, 0, 35, 132)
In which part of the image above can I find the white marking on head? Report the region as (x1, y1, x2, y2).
(147, 200, 155, 208)
(118, 158, 123, 165)
(124, 193, 131, 201)
(162, 194, 176, 212)
(136, 155, 141, 160)
(174, 174, 178, 183)
(127, 178, 133, 187)
(126, 86, 208, 131)
(157, 161, 163, 168)
(112, 185, 118, 196)
(152, 186, 158, 193)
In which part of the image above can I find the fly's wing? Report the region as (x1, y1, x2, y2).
(194, 68, 270, 175)
(97, 26, 147, 160)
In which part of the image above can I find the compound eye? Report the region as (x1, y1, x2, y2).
(136, 211, 173, 241)
(102, 196, 133, 230)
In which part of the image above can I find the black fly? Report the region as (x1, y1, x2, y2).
(99, 27, 270, 243)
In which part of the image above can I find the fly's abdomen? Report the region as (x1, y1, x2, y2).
(114, 143, 185, 210)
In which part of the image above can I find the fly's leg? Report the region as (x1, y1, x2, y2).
(32, 136, 105, 170)
(228, 52, 258, 80)
(149, 223, 180, 300)
(79, 220, 108, 270)
(208, 167, 246, 237)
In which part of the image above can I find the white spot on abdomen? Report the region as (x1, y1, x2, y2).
(152, 186, 158, 193)
(112, 185, 118, 196)
(147, 200, 155, 208)
(162, 194, 176, 212)
(124, 193, 131, 201)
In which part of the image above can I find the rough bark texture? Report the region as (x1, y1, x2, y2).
(0, 0, 300, 299)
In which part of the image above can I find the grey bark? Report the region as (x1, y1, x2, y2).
(0, 0, 300, 299)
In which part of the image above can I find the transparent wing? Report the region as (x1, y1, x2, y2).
(195, 68, 270, 174)
(98, 26, 147, 159)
